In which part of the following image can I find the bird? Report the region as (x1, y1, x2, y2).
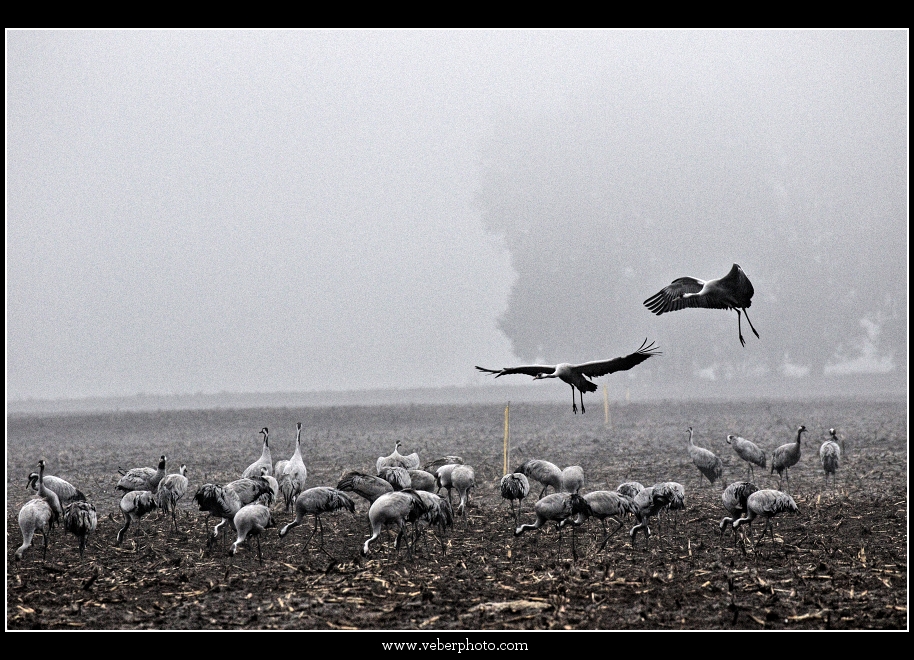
(15, 497, 55, 561)
(337, 470, 394, 505)
(27, 468, 86, 505)
(256, 465, 279, 507)
(562, 490, 635, 552)
(732, 489, 799, 549)
(628, 483, 682, 549)
(655, 481, 686, 531)
(514, 459, 563, 500)
(278, 423, 308, 512)
(33, 459, 63, 527)
(229, 503, 275, 565)
(726, 433, 767, 481)
(361, 489, 431, 557)
(771, 425, 807, 491)
(278, 486, 356, 553)
(616, 481, 645, 500)
(422, 455, 464, 474)
(719, 480, 759, 542)
(435, 463, 460, 504)
(376, 440, 421, 473)
(379, 466, 413, 491)
(410, 491, 454, 555)
(687, 427, 723, 487)
(514, 492, 593, 560)
(560, 465, 585, 494)
(63, 500, 98, 558)
(116, 490, 158, 545)
(407, 469, 438, 493)
(242, 427, 273, 479)
(643, 263, 760, 347)
(500, 472, 531, 526)
(193, 476, 274, 545)
(155, 464, 189, 532)
(451, 465, 476, 524)
(819, 429, 842, 488)
(476, 339, 661, 414)
(116, 455, 168, 494)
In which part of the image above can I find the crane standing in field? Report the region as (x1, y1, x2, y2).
(155, 464, 189, 532)
(116, 490, 158, 545)
(819, 428, 842, 488)
(726, 433, 767, 481)
(116, 455, 168, 495)
(500, 472, 531, 526)
(475, 339, 661, 414)
(242, 427, 273, 479)
(719, 480, 759, 544)
(628, 483, 683, 549)
(33, 460, 64, 526)
(560, 465, 585, 495)
(229, 503, 275, 565)
(451, 465, 476, 527)
(278, 423, 308, 512)
(27, 467, 86, 505)
(643, 263, 759, 347)
(687, 427, 723, 487)
(732, 489, 798, 549)
(771, 425, 807, 492)
(63, 500, 98, 558)
(278, 486, 356, 554)
(15, 497, 55, 561)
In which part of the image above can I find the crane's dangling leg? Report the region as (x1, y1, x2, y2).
(743, 307, 760, 339)
(736, 310, 747, 347)
(570, 385, 578, 414)
(580, 389, 586, 414)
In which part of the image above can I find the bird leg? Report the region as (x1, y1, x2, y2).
(743, 308, 760, 339)
(736, 310, 747, 347)
(571, 385, 579, 414)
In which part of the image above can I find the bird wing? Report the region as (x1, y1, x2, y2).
(643, 277, 705, 314)
(717, 263, 755, 307)
(475, 364, 556, 378)
(574, 339, 661, 378)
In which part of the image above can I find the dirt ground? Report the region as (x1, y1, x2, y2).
(6, 398, 908, 632)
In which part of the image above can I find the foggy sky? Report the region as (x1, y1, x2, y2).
(6, 30, 908, 402)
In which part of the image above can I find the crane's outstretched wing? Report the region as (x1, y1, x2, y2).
(643, 277, 705, 314)
(575, 339, 661, 379)
(475, 364, 556, 378)
(718, 263, 755, 307)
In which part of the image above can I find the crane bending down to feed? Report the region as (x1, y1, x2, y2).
(361, 490, 430, 557)
(687, 427, 723, 487)
(116, 490, 157, 545)
(278, 487, 356, 553)
(719, 481, 759, 543)
(229, 503, 275, 565)
(116, 455, 168, 494)
(560, 465, 585, 494)
(628, 483, 683, 549)
(726, 433, 767, 481)
(561, 490, 635, 552)
(643, 263, 759, 347)
(500, 472, 530, 526)
(514, 492, 593, 560)
(475, 339, 661, 414)
(64, 500, 98, 558)
(155, 464, 189, 532)
(193, 476, 274, 546)
(337, 470, 394, 505)
(771, 425, 807, 491)
(514, 459, 563, 500)
(819, 429, 842, 488)
(732, 489, 798, 549)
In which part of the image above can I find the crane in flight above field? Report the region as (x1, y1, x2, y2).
(475, 339, 661, 414)
(643, 263, 759, 347)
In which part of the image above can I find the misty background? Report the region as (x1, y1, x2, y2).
(6, 30, 907, 412)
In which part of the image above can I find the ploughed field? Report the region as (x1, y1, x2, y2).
(6, 398, 908, 630)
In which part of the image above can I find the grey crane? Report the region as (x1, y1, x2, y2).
(451, 465, 476, 526)
(514, 492, 593, 560)
(155, 464, 189, 532)
(116, 455, 167, 494)
(560, 465, 585, 494)
(435, 463, 460, 504)
(278, 486, 356, 553)
(379, 466, 413, 491)
(562, 490, 635, 552)
(256, 465, 279, 507)
(422, 455, 464, 474)
(116, 490, 157, 545)
(376, 440, 420, 473)
(819, 429, 842, 488)
(732, 489, 798, 549)
(337, 470, 394, 505)
(476, 339, 661, 414)
(514, 459, 563, 500)
(229, 503, 275, 565)
(242, 427, 273, 479)
(361, 489, 431, 557)
(719, 480, 759, 543)
(687, 427, 723, 487)
(628, 483, 683, 549)
(726, 433, 767, 481)
(193, 475, 274, 546)
(33, 459, 63, 527)
(27, 468, 86, 505)
(643, 263, 759, 347)
(278, 423, 307, 512)
(63, 500, 98, 558)
(771, 425, 807, 491)
(655, 481, 686, 531)
(616, 481, 645, 500)
(410, 490, 454, 555)
(407, 469, 438, 493)
(15, 497, 55, 561)
(500, 472, 531, 526)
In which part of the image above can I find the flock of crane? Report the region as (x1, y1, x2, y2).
(13, 263, 840, 563)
